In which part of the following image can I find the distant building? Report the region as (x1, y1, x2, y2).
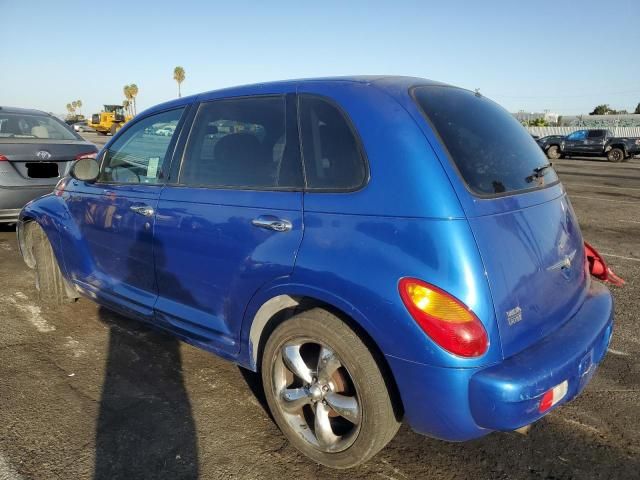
(513, 111, 560, 125)
(560, 114, 640, 128)
(513, 111, 640, 128)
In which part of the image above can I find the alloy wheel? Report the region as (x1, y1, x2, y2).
(271, 339, 361, 453)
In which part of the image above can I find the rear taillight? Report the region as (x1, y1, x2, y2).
(539, 380, 568, 413)
(0, 154, 8, 162)
(75, 151, 97, 160)
(54, 177, 68, 197)
(399, 278, 488, 357)
(584, 241, 625, 286)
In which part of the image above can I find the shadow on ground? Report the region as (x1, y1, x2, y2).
(93, 308, 199, 480)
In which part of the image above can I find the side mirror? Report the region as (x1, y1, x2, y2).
(70, 157, 99, 182)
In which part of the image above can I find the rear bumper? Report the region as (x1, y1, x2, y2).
(0, 185, 56, 223)
(387, 280, 613, 441)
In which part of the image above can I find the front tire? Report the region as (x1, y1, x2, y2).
(261, 308, 400, 468)
(546, 145, 562, 160)
(607, 148, 624, 162)
(25, 222, 77, 305)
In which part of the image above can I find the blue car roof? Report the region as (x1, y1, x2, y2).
(140, 76, 450, 117)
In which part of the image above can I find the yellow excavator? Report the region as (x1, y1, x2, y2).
(88, 105, 133, 136)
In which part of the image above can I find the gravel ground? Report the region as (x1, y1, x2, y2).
(0, 156, 638, 479)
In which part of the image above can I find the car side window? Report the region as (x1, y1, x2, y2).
(588, 130, 604, 139)
(567, 130, 587, 141)
(98, 108, 184, 184)
(299, 95, 367, 190)
(179, 96, 303, 189)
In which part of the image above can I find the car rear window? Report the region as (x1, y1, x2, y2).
(413, 86, 558, 196)
(0, 112, 79, 141)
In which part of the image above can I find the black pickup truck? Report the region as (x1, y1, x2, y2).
(537, 129, 640, 162)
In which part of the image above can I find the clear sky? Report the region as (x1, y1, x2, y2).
(1, 0, 639, 117)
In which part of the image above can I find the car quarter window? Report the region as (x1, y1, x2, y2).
(179, 96, 303, 189)
(298, 95, 367, 190)
(588, 130, 604, 138)
(98, 108, 184, 184)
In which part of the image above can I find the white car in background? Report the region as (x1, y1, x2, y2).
(154, 125, 175, 136)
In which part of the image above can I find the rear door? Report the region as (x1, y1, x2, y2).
(412, 86, 589, 358)
(586, 130, 606, 154)
(152, 94, 304, 353)
(63, 107, 185, 318)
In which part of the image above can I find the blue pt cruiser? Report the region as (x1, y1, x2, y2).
(17, 77, 619, 468)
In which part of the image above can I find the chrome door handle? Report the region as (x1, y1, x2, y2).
(251, 215, 292, 232)
(129, 205, 155, 217)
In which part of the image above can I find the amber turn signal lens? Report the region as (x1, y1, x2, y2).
(399, 278, 488, 357)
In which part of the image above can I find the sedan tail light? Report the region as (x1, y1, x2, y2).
(584, 241, 625, 286)
(399, 278, 488, 357)
(0, 154, 8, 162)
(75, 151, 97, 160)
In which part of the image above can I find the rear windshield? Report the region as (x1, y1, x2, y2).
(413, 86, 558, 195)
(0, 112, 79, 141)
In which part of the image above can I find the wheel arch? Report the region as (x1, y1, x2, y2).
(608, 143, 627, 155)
(246, 291, 405, 420)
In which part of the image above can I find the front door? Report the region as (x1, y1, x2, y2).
(152, 94, 304, 353)
(64, 107, 185, 317)
(564, 129, 587, 155)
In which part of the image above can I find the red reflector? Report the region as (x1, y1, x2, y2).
(0, 154, 8, 162)
(538, 380, 568, 413)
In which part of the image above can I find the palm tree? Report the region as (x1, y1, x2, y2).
(123, 85, 133, 116)
(129, 84, 138, 116)
(66, 103, 73, 115)
(76, 100, 82, 116)
(71, 100, 78, 114)
(123, 99, 131, 116)
(173, 66, 185, 98)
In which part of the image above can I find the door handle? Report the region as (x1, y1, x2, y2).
(129, 205, 155, 217)
(251, 215, 292, 232)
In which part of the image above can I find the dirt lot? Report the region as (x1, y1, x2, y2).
(0, 156, 638, 479)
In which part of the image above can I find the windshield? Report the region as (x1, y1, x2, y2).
(413, 86, 558, 196)
(0, 112, 80, 140)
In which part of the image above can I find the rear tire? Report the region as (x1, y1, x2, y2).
(607, 148, 624, 162)
(261, 308, 400, 468)
(546, 145, 562, 160)
(25, 222, 77, 305)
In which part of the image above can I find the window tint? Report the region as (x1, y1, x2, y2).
(299, 95, 366, 190)
(567, 130, 587, 141)
(413, 86, 558, 195)
(0, 112, 79, 140)
(180, 96, 302, 189)
(587, 130, 604, 138)
(98, 108, 184, 184)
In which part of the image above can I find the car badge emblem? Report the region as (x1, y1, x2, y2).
(36, 150, 52, 160)
(506, 306, 522, 326)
